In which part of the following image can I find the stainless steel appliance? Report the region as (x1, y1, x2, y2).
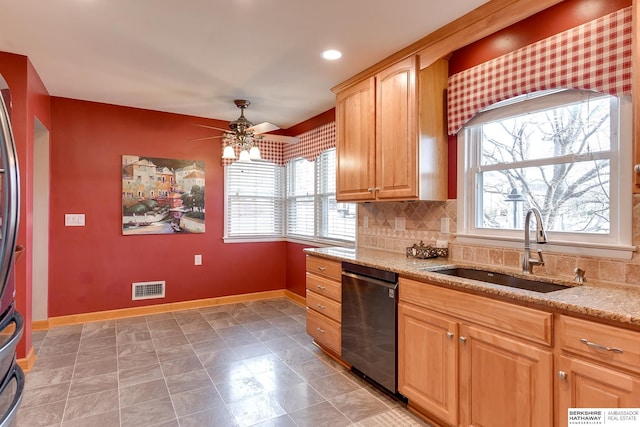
(0, 79, 24, 427)
(341, 262, 398, 394)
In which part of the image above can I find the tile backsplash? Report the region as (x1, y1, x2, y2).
(357, 196, 640, 288)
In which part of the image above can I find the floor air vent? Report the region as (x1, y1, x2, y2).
(132, 281, 165, 300)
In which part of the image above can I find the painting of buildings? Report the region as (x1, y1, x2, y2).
(122, 155, 205, 235)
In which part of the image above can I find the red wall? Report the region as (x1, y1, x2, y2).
(48, 98, 287, 316)
(0, 52, 51, 357)
(446, 0, 631, 198)
(282, 109, 336, 298)
(285, 242, 314, 297)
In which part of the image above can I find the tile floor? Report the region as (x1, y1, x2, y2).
(17, 297, 431, 427)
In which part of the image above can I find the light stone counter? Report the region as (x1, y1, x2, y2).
(305, 246, 640, 328)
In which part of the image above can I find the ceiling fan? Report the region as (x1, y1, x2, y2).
(194, 99, 299, 162)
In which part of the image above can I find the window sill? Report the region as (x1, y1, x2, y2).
(223, 236, 355, 247)
(223, 236, 286, 244)
(455, 233, 636, 260)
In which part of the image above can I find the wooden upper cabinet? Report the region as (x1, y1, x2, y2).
(335, 77, 376, 201)
(335, 55, 448, 202)
(375, 56, 418, 200)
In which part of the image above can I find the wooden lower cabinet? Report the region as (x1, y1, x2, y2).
(556, 355, 640, 427)
(555, 314, 640, 427)
(398, 302, 458, 425)
(305, 255, 342, 356)
(306, 308, 341, 354)
(458, 324, 553, 427)
(398, 278, 553, 427)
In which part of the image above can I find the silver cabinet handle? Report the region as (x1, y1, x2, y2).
(374, 187, 380, 192)
(367, 188, 373, 192)
(316, 303, 326, 309)
(316, 327, 325, 333)
(446, 332, 454, 339)
(558, 371, 567, 380)
(459, 336, 467, 343)
(317, 266, 326, 271)
(316, 285, 326, 290)
(580, 338, 623, 354)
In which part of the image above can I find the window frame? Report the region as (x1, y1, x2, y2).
(285, 149, 356, 246)
(223, 149, 356, 246)
(223, 160, 285, 243)
(456, 90, 634, 259)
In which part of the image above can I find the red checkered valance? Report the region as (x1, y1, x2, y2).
(283, 121, 335, 163)
(447, 6, 632, 135)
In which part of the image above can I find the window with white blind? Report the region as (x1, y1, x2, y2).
(286, 149, 356, 243)
(224, 161, 284, 240)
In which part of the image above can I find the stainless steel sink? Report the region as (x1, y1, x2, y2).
(431, 268, 570, 293)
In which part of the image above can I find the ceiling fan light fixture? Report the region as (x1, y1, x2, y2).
(322, 49, 342, 60)
(238, 149, 251, 163)
(222, 145, 237, 159)
(249, 145, 261, 160)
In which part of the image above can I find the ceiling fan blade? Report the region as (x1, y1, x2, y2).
(260, 133, 299, 144)
(189, 135, 223, 142)
(194, 124, 231, 133)
(248, 122, 279, 135)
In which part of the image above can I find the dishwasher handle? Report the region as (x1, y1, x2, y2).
(342, 271, 398, 290)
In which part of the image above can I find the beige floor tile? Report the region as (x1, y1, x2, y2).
(19, 297, 428, 427)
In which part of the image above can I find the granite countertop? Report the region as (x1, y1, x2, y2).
(305, 246, 640, 328)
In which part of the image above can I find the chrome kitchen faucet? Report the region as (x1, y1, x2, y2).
(522, 207, 548, 274)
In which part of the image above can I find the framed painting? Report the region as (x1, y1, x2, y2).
(122, 155, 205, 235)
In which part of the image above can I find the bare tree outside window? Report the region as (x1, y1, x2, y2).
(472, 94, 614, 234)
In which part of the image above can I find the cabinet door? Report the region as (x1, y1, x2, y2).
(556, 355, 640, 427)
(459, 324, 553, 427)
(398, 302, 458, 425)
(375, 55, 418, 200)
(335, 77, 376, 201)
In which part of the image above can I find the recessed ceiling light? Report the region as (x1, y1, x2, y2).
(322, 49, 342, 60)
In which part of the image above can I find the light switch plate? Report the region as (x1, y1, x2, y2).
(440, 217, 450, 234)
(194, 254, 202, 266)
(65, 214, 85, 227)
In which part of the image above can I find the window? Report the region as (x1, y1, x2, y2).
(286, 149, 356, 243)
(459, 90, 632, 257)
(225, 161, 284, 240)
(224, 149, 355, 244)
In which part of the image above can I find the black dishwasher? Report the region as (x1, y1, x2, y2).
(341, 262, 398, 394)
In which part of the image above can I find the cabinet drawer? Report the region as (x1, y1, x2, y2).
(557, 315, 640, 373)
(306, 273, 341, 302)
(306, 309, 341, 355)
(306, 290, 341, 322)
(306, 256, 342, 281)
(400, 277, 552, 346)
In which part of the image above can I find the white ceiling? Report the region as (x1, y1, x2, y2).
(0, 0, 489, 129)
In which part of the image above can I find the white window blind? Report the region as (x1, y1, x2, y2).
(286, 149, 355, 243)
(225, 161, 284, 239)
(316, 149, 355, 242)
(286, 158, 315, 238)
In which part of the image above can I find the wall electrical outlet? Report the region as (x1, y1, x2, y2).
(395, 217, 406, 231)
(363, 216, 369, 229)
(65, 214, 85, 227)
(194, 255, 202, 266)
